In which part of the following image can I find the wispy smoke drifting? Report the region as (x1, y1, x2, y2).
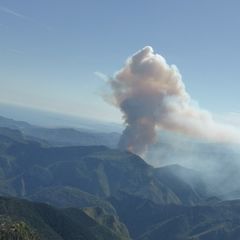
(107, 46, 240, 155)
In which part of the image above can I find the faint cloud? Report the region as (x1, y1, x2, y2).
(0, 5, 51, 32)
(0, 6, 28, 19)
(94, 71, 108, 82)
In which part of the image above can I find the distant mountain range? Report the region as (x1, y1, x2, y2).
(0, 115, 120, 148)
(0, 103, 123, 132)
(0, 115, 240, 239)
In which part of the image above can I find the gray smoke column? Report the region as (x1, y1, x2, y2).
(107, 46, 240, 155)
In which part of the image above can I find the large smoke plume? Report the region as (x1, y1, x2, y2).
(107, 46, 240, 155)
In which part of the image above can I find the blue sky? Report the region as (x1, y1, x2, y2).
(1, 0, 240, 122)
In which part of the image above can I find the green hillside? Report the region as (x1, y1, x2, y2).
(0, 196, 130, 240)
(0, 129, 205, 206)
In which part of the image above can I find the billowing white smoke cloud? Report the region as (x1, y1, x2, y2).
(107, 46, 240, 155)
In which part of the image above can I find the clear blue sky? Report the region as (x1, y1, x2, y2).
(1, 0, 240, 122)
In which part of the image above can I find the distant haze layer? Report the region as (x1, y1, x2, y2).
(0, 102, 122, 133)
